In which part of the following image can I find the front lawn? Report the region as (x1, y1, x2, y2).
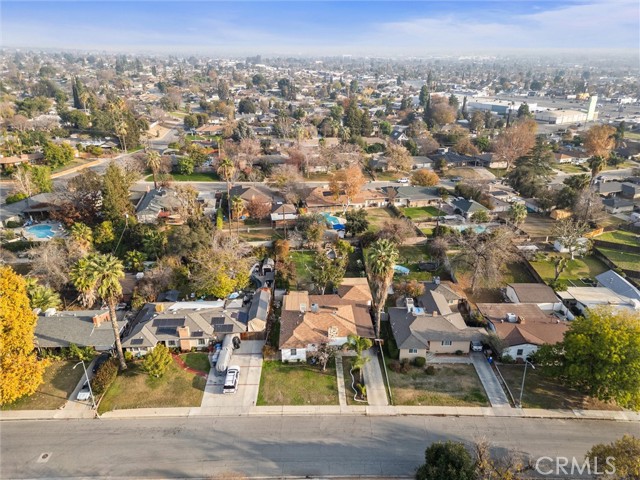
(2, 360, 86, 410)
(180, 353, 211, 373)
(498, 365, 620, 410)
(145, 171, 220, 182)
(529, 253, 609, 285)
(596, 230, 640, 247)
(554, 163, 588, 174)
(400, 206, 445, 221)
(98, 360, 206, 413)
(387, 363, 489, 407)
(257, 360, 339, 405)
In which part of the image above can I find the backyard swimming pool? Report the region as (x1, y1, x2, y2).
(24, 223, 63, 240)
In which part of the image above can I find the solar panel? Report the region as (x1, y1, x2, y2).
(153, 318, 184, 328)
(211, 316, 226, 325)
(131, 338, 144, 345)
(215, 324, 234, 333)
(156, 327, 177, 335)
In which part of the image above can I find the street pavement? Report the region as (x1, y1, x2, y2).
(1, 415, 637, 479)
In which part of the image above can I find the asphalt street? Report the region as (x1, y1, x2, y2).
(1, 416, 637, 479)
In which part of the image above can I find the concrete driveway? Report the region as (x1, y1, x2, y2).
(57, 358, 97, 418)
(200, 340, 264, 409)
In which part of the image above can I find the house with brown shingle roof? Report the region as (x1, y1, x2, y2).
(476, 303, 569, 361)
(302, 186, 386, 212)
(505, 283, 562, 312)
(278, 279, 374, 362)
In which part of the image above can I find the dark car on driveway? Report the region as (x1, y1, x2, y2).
(92, 353, 111, 374)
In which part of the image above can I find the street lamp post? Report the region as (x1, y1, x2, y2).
(517, 359, 535, 408)
(74, 360, 97, 410)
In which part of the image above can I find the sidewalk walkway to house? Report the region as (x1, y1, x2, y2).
(172, 354, 208, 379)
(470, 353, 511, 408)
(335, 356, 347, 407)
(361, 349, 388, 407)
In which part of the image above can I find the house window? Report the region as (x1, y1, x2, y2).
(441, 341, 452, 346)
(168, 340, 176, 346)
(516, 349, 524, 356)
(408, 348, 418, 354)
(291, 348, 297, 356)
(198, 339, 205, 346)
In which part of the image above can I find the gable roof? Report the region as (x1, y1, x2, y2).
(391, 186, 441, 201)
(477, 303, 567, 347)
(34, 310, 127, 349)
(451, 198, 489, 214)
(507, 283, 559, 304)
(595, 270, 640, 301)
(229, 185, 273, 204)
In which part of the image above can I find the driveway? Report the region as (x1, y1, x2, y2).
(200, 340, 264, 408)
(57, 358, 97, 418)
(470, 352, 511, 408)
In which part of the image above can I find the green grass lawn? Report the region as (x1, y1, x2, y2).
(421, 227, 434, 236)
(596, 230, 640, 247)
(169, 111, 187, 118)
(146, 172, 220, 182)
(257, 360, 339, 405)
(290, 250, 315, 288)
(502, 262, 537, 284)
(400, 206, 444, 221)
(341, 357, 367, 406)
(51, 159, 89, 174)
(554, 163, 588, 174)
(180, 353, 211, 373)
(2, 360, 86, 410)
(387, 363, 489, 407)
(485, 168, 508, 178)
(366, 207, 396, 232)
(597, 247, 640, 272)
(498, 365, 620, 410)
(375, 171, 403, 181)
(395, 245, 440, 282)
(237, 228, 280, 242)
(98, 360, 206, 413)
(530, 253, 609, 284)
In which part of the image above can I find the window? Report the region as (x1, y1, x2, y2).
(168, 340, 176, 346)
(516, 349, 524, 356)
(441, 340, 452, 346)
(198, 339, 206, 346)
(408, 348, 418, 354)
(290, 348, 297, 356)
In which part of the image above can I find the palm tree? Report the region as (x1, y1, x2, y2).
(145, 149, 161, 189)
(70, 253, 127, 370)
(344, 334, 373, 356)
(24, 277, 62, 310)
(351, 353, 370, 386)
(230, 195, 244, 235)
(70, 222, 93, 252)
(588, 156, 606, 184)
(367, 238, 399, 339)
(217, 157, 236, 234)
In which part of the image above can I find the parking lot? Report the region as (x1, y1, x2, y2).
(200, 340, 264, 408)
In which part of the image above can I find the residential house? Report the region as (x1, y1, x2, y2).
(429, 151, 479, 168)
(303, 186, 386, 212)
(229, 185, 275, 217)
(595, 270, 640, 301)
(0, 192, 65, 225)
(621, 182, 640, 200)
(596, 182, 623, 197)
(602, 197, 635, 214)
(389, 292, 485, 360)
(451, 198, 490, 219)
(122, 301, 246, 355)
(278, 278, 375, 362)
(34, 309, 128, 352)
(505, 283, 562, 313)
(419, 280, 462, 308)
(557, 287, 640, 314)
(477, 303, 568, 360)
(475, 153, 507, 169)
(0, 152, 44, 171)
(270, 203, 298, 227)
(135, 188, 186, 224)
(387, 186, 441, 207)
(411, 156, 434, 170)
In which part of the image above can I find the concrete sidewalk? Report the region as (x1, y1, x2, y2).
(4, 405, 639, 422)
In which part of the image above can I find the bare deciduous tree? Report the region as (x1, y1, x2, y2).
(492, 119, 537, 171)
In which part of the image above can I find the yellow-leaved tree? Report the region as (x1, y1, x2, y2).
(0, 267, 46, 405)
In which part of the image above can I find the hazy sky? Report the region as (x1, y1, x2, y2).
(2, 1, 638, 56)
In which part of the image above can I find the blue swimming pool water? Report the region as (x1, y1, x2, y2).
(321, 212, 342, 225)
(25, 224, 56, 238)
(451, 225, 488, 234)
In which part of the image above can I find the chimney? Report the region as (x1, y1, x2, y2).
(44, 308, 57, 317)
(432, 311, 438, 317)
(177, 326, 190, 338)
(155, 303, 165, 313)
(92, 312, 108, 327)
(300, 303, 307, 313)
(405, 298, 415, 313)
(517, 316, 526, 324)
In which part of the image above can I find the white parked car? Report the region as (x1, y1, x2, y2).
(223, 366, 240, 394)
(77, 382, 91, 401)
(397, 177, 410, 184)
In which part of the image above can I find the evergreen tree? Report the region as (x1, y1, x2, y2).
(101, 162, 134, 223)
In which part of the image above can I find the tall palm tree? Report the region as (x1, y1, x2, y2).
(70, 222, 93, 252)
(24, 277, 62, 310)
(367, 238, 399, 339)
(588, 156, 606, 184)
(230, 195, 244, 235)
(351, 353, 370, 386)
(70, 253, 127, 370)
(344, 334, 373, 356)
(145, 149, 161, 189)
(217, 157, 236, 234)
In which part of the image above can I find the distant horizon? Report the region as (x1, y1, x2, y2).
(2, 0, 639, 59)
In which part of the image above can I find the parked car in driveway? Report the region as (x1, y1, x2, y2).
(223, 366, 240, 394)
(397, 177, 410, 184)
(77, 382, 91, 401)
(470, 340, 483, 352)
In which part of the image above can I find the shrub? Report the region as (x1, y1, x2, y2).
(5, 220, 24, 228)
(91, 359, 118, 395)
(400, 358, 411, 374)
(142, 344, 172, 378)
(356, 383, 367, 398)
(414, 357, 426, 367)
(262, 344, 276, 359)
(6, 193, 28, 205)
(2, 241, 35, 252)
(501, 354, 515, 364)
(425, 365, 436, 375)
(124, 351, 134, 362)
(455, 350, 463, 356)
(68, 343, 94, 361)
(389, 360, 402, 373)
